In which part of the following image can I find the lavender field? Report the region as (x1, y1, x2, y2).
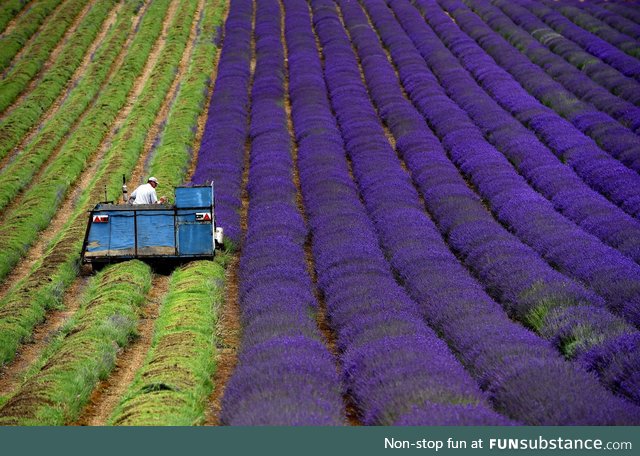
(0, 0, 639, 427)
(195, 0, 640, 425)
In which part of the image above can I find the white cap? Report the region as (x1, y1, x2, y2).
(148, 177, 158, 184)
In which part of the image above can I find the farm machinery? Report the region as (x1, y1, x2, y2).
(81, 181, 223, 269)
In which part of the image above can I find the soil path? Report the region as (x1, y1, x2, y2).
(0, 2, 122, 172)
(74, 274, 169, 426)
(0, 0, 38, 37)
(0, 0, 172, 302)
(1, 0, 97, 117)
(0, 276, 90, 397)
(204, 0, 251, 426)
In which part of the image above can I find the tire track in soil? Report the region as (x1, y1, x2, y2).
(0, 1, 122, 172)
(204, 0, 251, 426)
(73, 274, 169, 426)
(0, 0, 38, 37)
(1, 0, 97, 117)
(0, 0, 169, 302)
(280, 0, 356, 426)
(0, 276, 90, 397)
(72, 0, 208, 424)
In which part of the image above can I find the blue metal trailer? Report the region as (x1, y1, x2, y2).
(81, 184, 221, 267)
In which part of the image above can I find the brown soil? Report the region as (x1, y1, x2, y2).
(1, 0, 97, 118)
(0, 0, 167, 302)
(0, 0, 37, 37)
(203, 0, 249, 426)
(129, 0, 206, 189)
(0, 276, 89, 397)
(0, 2, 122, 172)
(73, 274, 169, 426)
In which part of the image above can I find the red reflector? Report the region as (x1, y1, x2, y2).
(93, 215, 109, 223)
(195, 212, 212, 221)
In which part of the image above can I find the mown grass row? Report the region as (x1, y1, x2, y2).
(109, 260, 225, 425)
(0, 261, 152, 425)
(0, 0, 93, 113)
(0, 0, 63, 72)
(0, 0, 141, 206)
(0, 0, 173, 283)
(0, 0, 27, 33)
(0, 0, 115, 133)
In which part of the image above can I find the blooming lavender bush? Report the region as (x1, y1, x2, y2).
(191, 0, 253, 245)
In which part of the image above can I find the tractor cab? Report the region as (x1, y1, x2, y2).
(81, 183, 223, 269)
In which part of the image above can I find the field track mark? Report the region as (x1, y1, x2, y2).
(204, 0, 251, 426)
(1, 0, 69, 78)
(0, 2, 122, 172)
(0, 277, 89, 397)
(129, 0, 206, 189)
(74, 274, 169, 426)
(280, 0, 354, 426)
(1, 0, 96, 116)
(0, 2, 153, 302)
(0, 0, 38, 36)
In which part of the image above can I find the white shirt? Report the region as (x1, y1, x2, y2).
(130, 183, 158, 205)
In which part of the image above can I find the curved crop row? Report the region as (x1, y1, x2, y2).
(109, 261, 224, 426)
(324, 0, 640, 424)
(368, 0, 640, 406)
(463, 0, 640, 174)
(392, 1, 640, 265)
(488, 0, 640, 97)
(598, 1, 640, 25)
(434, 0, 640, 218)
(370, 0, 640, 330)
(449, 0, 640, 132)
(0, 0, 139, 211)
(0, 0, 63, 72)
(0, 261, 152, 426)
(286, 0, 512, 426)
(0, 0, 117, 159)
(221, 0, 345, 426)
(538, 0, 640, 60)
(577, 1, 640, 40)
(191, 0, 253, 246)
(0, 0, 173, 283)
(0, 0, 93, 113)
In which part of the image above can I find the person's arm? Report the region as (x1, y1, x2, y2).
(149, 188, 158, 204)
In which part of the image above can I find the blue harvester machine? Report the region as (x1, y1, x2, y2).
(81, 182, 223, 268)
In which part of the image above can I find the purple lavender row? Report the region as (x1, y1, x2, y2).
(597, 1, 640, 25)
(318, 0, 639, 424)
(561, 0, 640, 41)
(491, 0, 640, 95)
(191, 0, 253, 245)
(433, 0, 640, 219)
(385, 0, 640, 330)
(469, 0, 640, 174)
(220, 0, 344, 425)
(449, 0, 640, 133)
(537, 0, 640, 64)
(398, 2, 640, 263)
(368, 0, 640, 408)
(285, 0, 512, 426)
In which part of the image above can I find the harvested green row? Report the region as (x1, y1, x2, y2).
(109, 260, 224, 425)
(0, 0, 140, 206)
(0, 0, 65, 72)
(105, 0, 199, 191)
(0, 261, 152, 425)
(0, 0, 173, 283)
(148, 0, 226, 194)
(0, 0, 93, 113)
(0, 0, 27, 34)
